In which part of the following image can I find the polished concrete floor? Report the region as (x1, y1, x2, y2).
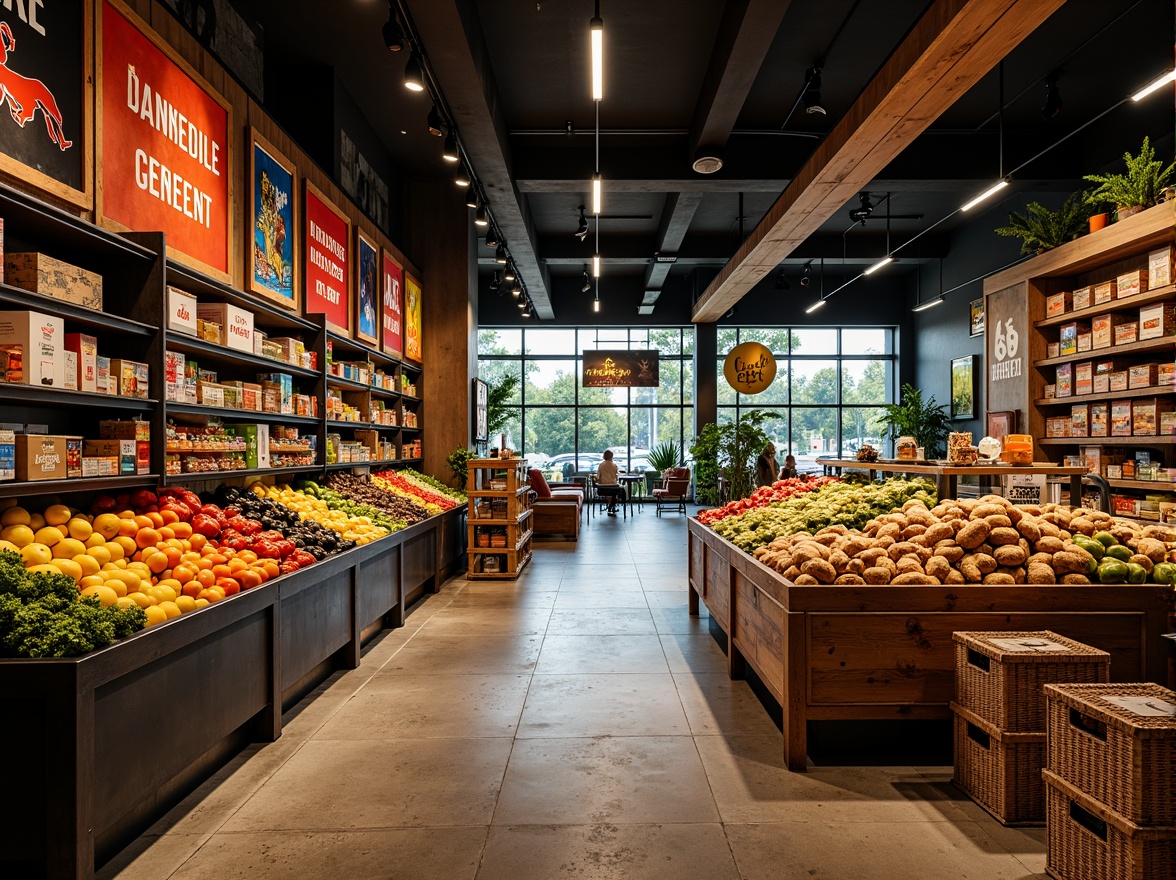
(102, 506, 1048, 879)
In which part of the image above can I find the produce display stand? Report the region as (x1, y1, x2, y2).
(466, 458, 533, 578)
(815, 458, 1087, 505)
(687, 517, 1174, 773)
(0, 505, 463, 880)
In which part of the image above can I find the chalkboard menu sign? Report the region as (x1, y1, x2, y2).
(582, 350, 659, 387)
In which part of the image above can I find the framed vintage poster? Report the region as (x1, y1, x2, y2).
(381, 249, 403, 357)
(97, 0, 232, 281)
(404, 273, 422, 363)
(355, 229, 379, 346)
(970, 298, 985, 337)
(473, 378, 489, 442)
(987, 410, 1016, 441)
(303, 180, 351, 335)
(0, 0, 92, 208)
(248, 129, 298, 310)
(951, 355, 977, 420)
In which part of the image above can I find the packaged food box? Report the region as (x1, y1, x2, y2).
(1095, 358, 1125, 374)
(253, 329, 266, 357)
(227, 424, 269, 469)
(15, 434, 67, 480)
(110, 359, 149, 398)
(0, 429, 13, 481)
(1092, 280, 1115, 305)
(1077, 331, 1092, 352)
(1148, 246, 1173, 288)
(1071, 405, 1089, 437)
(1055, 363, 1073, 397)
(1112, 495, 1140, 516)
(197, 303, 254, 353)
(1046, 417, 1071, 438)
(4, 252, 102, 310)
(1080, 446, 1103, 473)
(1047, 341, 1060, 359)
(1090, 403, 1109, 437)
(1072, 286, 1092, 310)
(82, 457, 119, 477)
(96, 356, 110, 394)
(1110, 400, 1133, 436)
(1043, 383, 1056, 399)
(63, 350, 77, 392)
(259, 372, 293, 414)
(1093, 373, 1110, 395)
(166, 286, 198, 335)
(0, 310, 64, 387)
(1129, 364, 1158, 389)
(1075, 361, 1093, 396)
(1133, 398, 1172, 436)
(197, 382, 226, 408)
(1092, 313, 1129, 348)
(1161, 411, 1176, 435)
(100, 419, 150, 441)
(64, 333, 97, 393)
(1115, 321, 1139, 345)
(1139, 302, 1176, 339)
(1117, 268, 1148, 298)
(1058, 322, 1084, 356)
(1106, 464, 1123, 479)
(83, 439, 136, 475)
(1110, 370, 1129, 392)
(1046, 291, 1071, 317)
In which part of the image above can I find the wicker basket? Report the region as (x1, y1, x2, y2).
(1045, 683, 1176, 827)
(953, 631, 1110, 732)
(1044, 770, 1176, 880)
(951, 701, 1046, 825)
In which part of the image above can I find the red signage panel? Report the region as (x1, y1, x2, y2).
(100, 0, 230, 277)
(382, 251, 403, 356)
(304, 182, 350, 334)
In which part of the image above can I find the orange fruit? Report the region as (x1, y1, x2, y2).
(261, 561, 280, 580)
(81, 584, 119, 606)
(207, 553, 228, 566)
(189, 533, 207, 551)
(238, 570, 262, 590)
(93, 513, 121, 539)
(172, 564, 196, 584)
(143, 605, 168, 626)
(87, 544, 112, 566)
(196, 569, 216, 588)
(163, 546, 182, 568)
(158, 526, 176, 541)
(132, 515, 153, 531)
(105, 541, 125, 562)
(228, 558, 248, 573)
(197, 588, 222, 604)
(238, 550, 258, 564)
(145, 512, 164, 529)
(193, 597, 210, 609)
(181, 581, 203, 598)
(113, 536, 137, 558)
(159, 509, 179, 525)
(117, 518, 139, 537)
(215, 578, 240, 596)
(171, 523, 193, 540)
(134, 528, 161, 549)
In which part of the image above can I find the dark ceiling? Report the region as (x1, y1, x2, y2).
(230, 0, 1174, 318)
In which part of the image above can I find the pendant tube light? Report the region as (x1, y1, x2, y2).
(912, 296, 944, 312)
(864, 256, 892, 275)
(960, 179, 1008, 211)
(592, 253, 601, 277)
(590, 3, 604, 102)
(804, 298, 826, 314)
(1132, 68, 1176, 101)
(403, 51, 425, 92)
(593, 291, 601, 313)
(592, 174, 602, 215)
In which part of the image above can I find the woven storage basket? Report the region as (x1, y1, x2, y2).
(953, 631, 1110, 733)
(1044, 770, 1176, 880)
(951, 701, 1046, 825)
(1045, 683, 1176, 827)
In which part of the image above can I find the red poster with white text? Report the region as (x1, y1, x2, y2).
(304, 186, 350, 333)
(100, 1, 230, 276)
(382, 252, 403, 356)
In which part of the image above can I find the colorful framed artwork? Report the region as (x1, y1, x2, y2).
(987, 410, 1016, 442)
(381, 249, 403, 357)
(970, 298, 985, 337)
(248, 129, 298, 310)
(404, 273, 422, 363)
(355, 229, 379, 346)
(303, 180, 350, 335)
(474, 378, 489, 442)
(951, 355, 976, 420)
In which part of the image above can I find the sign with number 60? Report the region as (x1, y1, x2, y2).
(991, 318, 1022, 381)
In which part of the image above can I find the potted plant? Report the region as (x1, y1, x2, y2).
(1086, 191, 1110, 233)
(645, 440, 682, 494)
(994, 191, 1091, 254)
(1084, 135, 1174, 220)
(879, 383, 950, 459)
(486, 374, 520, 442)
(690, 410, 779, 504)
(446, 447, 478, 489)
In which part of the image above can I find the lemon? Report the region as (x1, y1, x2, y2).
(154, 584, 177, 603)
(1, 524, 34, 548)
(80, 584, 119, 607)
(87, 545, 111, 566)
(0, 506, 30, 527)
(79, 575, 105, 589)
(50, 558, 83, 582)
(93, 513, 121, 540)
(52, 538, 86, 559)
(0, 540, 17, 553)
(27, 563, 60, 575)
(66, 518, 93, 541)
(115, 596, 138, 610)
(105, 541, 125, 562)
(85, 532, 106, 548)
(27, 512, 45, 531)
(128, 591, 152, 609)
(73, 554, 101, 577)
(143, 605, 168, 626)
(43, 504, 71, 526)
(33, 526, 62, 547)
(20, 543, 52, 566)
(158, 601, 181, 620)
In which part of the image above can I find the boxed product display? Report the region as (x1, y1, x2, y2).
(14, 433, 67, 480)
(1045, 291, 1071, 317)
(110, 359, 149, 398)
(1076, 329, 1092, 352)
(0, 429, 13, 481)
(1163, 412, 1176, 435)
(1046, 341, 1060, 359)
(1110, 400, 1132, 436)
(1070, 404, 1089, 437)
(83, 439, 136, 475)
(1149, 246, 1173, 288)
(196, 381, 226, 407)
(1115, 321, 1139, 345)
(196, 302, 255, 352)
(259, 372, 293, 414)
(0, 310, 64, 387)
(226, 424, 270, 469)
(1071, 285, 1092, 310)
(1058, 321, 1086, 356)
(1117, 268, 1148, 298)
(1109, 370, 1129, 392)
(1139, 302, 1176, 339)
(1160, 362, 1176, 385)
(166, 286, 198, 335)
(1043, 383, 1056, 398)
(1054, 363, 1072, 397)
(64, 333, 97, 393)
(1091, 313, 1128, 348)
(1045, 416, 1071, 438)
(1089, 403, 1109, 437)
(1092, 373, 1109, 395)
(1074, 361, 1092, 395)
(4, 252, 103, 310)
(63, 351, 77, 391)
(1129, 363, 1158, 389)
(1132, 397, 1172, 435)
(1092, 280, 1115, 305)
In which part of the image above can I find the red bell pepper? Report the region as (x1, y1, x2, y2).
(191, 513, 221, 538)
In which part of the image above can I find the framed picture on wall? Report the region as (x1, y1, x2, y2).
(987, 410, 1016, 441)
(970, 298, 985, 337)
(474, 378, 489, 442)
(248, 129, 299, 311)
(355, 229, 379, 346)
(951, 355, 976, 420)
(303, 180, 351, 335)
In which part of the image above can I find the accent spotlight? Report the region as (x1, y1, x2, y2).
(581, 266, 592, 294)
(474, 202, 488, 228)
(485, 227, 498, 248)
(803, 66, 825, 115)
(592, 174, 602, 215)
(382, 10, 405, 52)
(464, 185, 478, 209)
(504, 264, 517, 283)
(800, 260, 813, 287)
(441, 132, 459, 163)
(495, 244, 508, 264)
(574, 205, 590, 240)
(454, 167, 471, 188)
(426, 104, 444, 137)
(403, 52, 425, 92)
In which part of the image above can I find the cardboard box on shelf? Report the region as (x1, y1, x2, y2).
(1109, 370, 1129, 392)
(1076, 331, 1092, 352)
(1132, 398, 1172, 435)
(1090, 403, 1109, 437)
(1106, 464, 1122, 479)
(1117, 268, 1148, 298)
(1071, 405, 1089, 437)
(4, 252, 103, 310)
(109, 359, 149, 398)
(1043, 383, 1056, 398)
(1080, 446, 1103, 473)
(63, 350, 77, 391)
(1148, 246, 1173, 288)
(65, 437, 82, 478)
(83, 440, 136, 475)
(0, 429, 13, 481)
(1139, 302, 1176, 339)
(1047, 341, 1060, 359)
(99, 419, 150, 441)
(1072, 286, 1092, 310)
(96, 356, 110, 394)
(196, 303, 254, 353)
(1092, 373, 1109, 394)
(1129, 364, 1158, 389)
(197, 319, 222, 344)
(1046, 291, 1071, 317)
(1161, 411, 1176, 435)
(15, 434, 67, 481)
(227, 424, 269, 469)
(1055, 362, 1073, 397)
(1046, 416, 1071, 438)
(1114, 321, 1139, 345)
(1112, 495, 1140, 516)
(1092, 280, 1115, 305)
(166, 287, 198, 335)
(1110, 400, 1133, 436)
(64, 333, 97, 393)
(196, 382, 225, 408)
(1092, 313, 1129, 348)
(1160, 363, 1176, 386)
(0, 310, 64, 387)
(1074, 361, 1092, 395)
(1058, 321, 1088, 356)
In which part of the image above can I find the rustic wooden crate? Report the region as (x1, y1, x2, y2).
(952, 701, 1046, 825)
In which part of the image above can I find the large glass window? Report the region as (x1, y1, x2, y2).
(479, 327, 695, 478)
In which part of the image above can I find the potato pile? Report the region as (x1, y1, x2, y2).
(752, 495, 1175, 587)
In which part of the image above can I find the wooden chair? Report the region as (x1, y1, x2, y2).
(652, 467, 690, 516)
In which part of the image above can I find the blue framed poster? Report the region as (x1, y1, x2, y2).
(248, 128, 298, 310)
(355, 229, 379, 345)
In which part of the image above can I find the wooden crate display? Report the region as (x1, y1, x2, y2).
(953, 631, 1110, 732)
(951, 701, 1047, 825)
(466, 458, 533, 579)
(1044, 683, 1176, 827)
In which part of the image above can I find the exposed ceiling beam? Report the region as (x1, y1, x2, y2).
(643, 192, 704, 298)
(688, 0, 793, 163)
(692, 0, 1068, 322)
(405, 0, 554, 318)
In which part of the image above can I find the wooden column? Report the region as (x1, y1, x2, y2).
(406, 181, 478, 478)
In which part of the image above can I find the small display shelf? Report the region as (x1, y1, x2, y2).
(466, 458, 532, 579)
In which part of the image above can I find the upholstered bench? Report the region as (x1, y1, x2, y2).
(528, 468, 583, 540)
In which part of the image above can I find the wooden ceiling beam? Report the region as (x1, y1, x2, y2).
(691, 0, 1068, 323)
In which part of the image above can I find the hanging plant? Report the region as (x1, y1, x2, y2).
(1084, 135, 1174, 216)
(994, 192, 1091, 255)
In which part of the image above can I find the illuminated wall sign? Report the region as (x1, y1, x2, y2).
(582, 350, 659, 387)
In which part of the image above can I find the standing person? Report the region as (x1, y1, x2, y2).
(779, 453, 799, 479)
(596, 450, 626, 515)
(754, 442, 778, 488)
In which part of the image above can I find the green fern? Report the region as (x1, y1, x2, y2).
(1084, 136, 1174, 210)
(995, 192, 1091, 255)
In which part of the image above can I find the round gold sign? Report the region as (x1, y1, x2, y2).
(723, 341, 777, 395)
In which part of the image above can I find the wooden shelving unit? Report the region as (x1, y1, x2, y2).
(466, 458, 532, 579)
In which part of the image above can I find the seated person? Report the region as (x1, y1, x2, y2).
(779, 454, 799, 479)
(596, 450, 627, 516)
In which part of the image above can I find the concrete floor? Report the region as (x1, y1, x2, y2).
(101, 507, 1048, 879)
